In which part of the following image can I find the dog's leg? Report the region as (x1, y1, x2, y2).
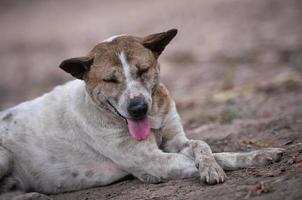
(0, 147, 50, 200)
(162, 103, 284, 184)
(160, 104, 226, 184)
(213, 148, 285, 171)
(0, 191, 51, 200)
(182, 140, 227, 184)
(101, 138, 199, 184)
(160, 103, 284, 184)
(0, 146, 12, 179)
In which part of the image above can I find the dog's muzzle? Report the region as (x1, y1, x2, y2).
(126, 96, 150, 141)
(127, 97, 148, 120)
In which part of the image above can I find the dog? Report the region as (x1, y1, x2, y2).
(0, 29, 284, 199)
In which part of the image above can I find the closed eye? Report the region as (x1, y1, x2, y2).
(137, 67, 149, 77)
(103, 78, 119, 84)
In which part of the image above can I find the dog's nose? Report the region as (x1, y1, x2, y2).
(127, 97, 148, 119)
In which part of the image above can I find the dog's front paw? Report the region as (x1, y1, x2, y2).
(196, 155, 226, 185)
(251, 148, 285, 166)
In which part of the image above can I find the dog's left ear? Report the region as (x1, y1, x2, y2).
(143, 29, 178, 57)
(59, 56, 94, 80)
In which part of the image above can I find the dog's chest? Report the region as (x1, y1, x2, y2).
(149, 113, 166, 148)
(153, 128, 163, 147)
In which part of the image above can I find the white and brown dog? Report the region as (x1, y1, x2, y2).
(0, 29, 284, 199)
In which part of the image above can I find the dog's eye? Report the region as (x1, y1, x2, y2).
(103, 78, 119, 84)
(137, 68, 149, 77)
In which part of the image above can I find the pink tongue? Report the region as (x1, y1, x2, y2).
(127, 118, 151, 141)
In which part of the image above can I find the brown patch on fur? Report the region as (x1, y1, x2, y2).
(60, 30, 177, 119)
(84, 36, 159, 106)
(151, 83, 172, 115)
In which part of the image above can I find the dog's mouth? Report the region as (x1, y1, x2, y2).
(106, 99, 151, 141)
(127, 117, 150, 141)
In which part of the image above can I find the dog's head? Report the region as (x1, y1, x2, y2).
(59, 29, 177, 141)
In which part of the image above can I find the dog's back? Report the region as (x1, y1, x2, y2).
(0, 80, 93, 193)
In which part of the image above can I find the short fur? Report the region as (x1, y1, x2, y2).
(0, 29, 284, 199)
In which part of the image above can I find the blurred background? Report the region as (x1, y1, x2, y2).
(0, 0, 301, 129)
(1, 1, 302, 199)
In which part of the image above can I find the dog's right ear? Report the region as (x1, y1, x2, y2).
(59, 57, 94, 80)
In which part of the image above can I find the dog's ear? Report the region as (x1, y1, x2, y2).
(59, 56, 94, 80)
(143, 29, 178, 57)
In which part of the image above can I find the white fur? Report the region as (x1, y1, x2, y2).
(118, 51, 142, 100)
(0, 80, 199, 194)
(117, 51, 152, 112)
(103, 34, 125, 43)
(0, 77, 284, 196)
(119, 51, 132, 83)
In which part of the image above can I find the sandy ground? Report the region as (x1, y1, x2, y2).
(0, 0, 302, 199)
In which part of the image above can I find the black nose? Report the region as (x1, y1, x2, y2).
(127, 97, 148, 119)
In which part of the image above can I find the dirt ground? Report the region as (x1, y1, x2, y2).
(0, 0, 302, 199)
